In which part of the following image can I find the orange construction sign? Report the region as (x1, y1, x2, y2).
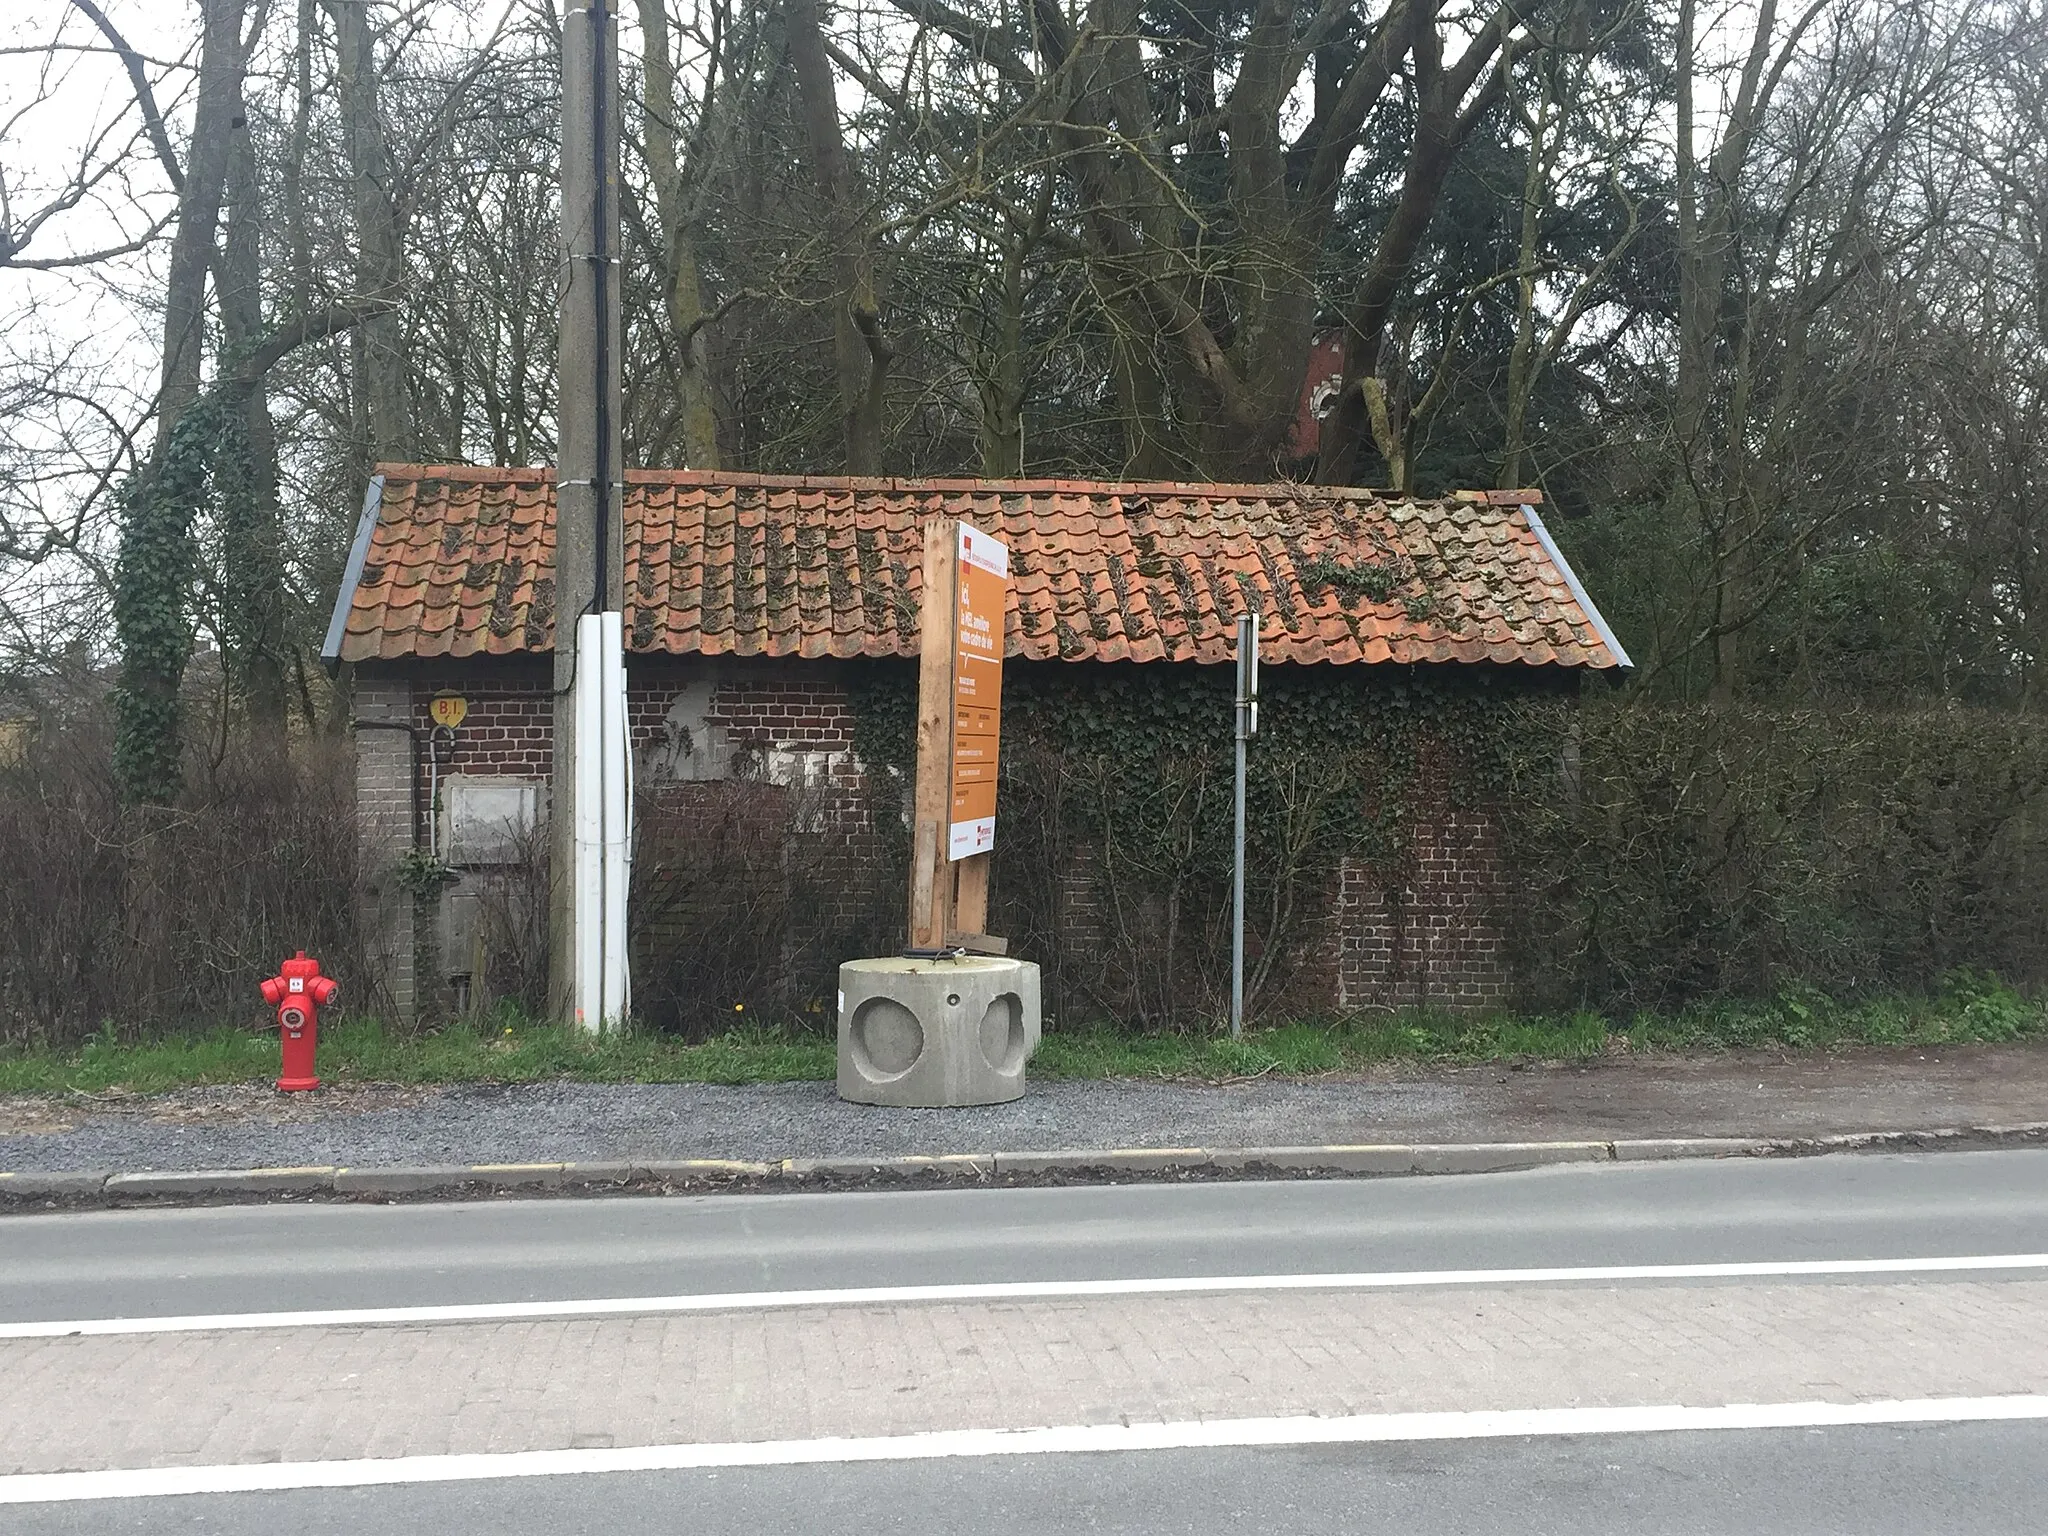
(949, 521, 1007, 859)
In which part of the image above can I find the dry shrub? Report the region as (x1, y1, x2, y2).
(630, 775, 879, 1036)
(0, 711, 362, 1047)
(468, 819, 551, 1019)
(1502, 701, 2048, 1008)
(994, 739, 1232, 1029)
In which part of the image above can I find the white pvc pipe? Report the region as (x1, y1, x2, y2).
(573, 612, 605, 1032)
(600, 609, 630, 1026)
(618, 630, 633, 1022)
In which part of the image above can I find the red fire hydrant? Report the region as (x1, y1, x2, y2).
(259, 952, 337, 1092)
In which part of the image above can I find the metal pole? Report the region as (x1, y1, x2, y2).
(1231, 729, 1247, 1041)
(1231, 611, 1258, 1041)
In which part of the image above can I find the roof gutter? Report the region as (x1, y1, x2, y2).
(321, 473, 386, 673)
(1519, 501, 1633, 671)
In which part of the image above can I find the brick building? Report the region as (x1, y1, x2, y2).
(323, 467, 1629, 1024)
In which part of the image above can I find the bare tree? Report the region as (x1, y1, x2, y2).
(633, 0, 724, 468)
(1497, 0, 1645, 490)
(869, 0, 1526, 481)
(1622, 1, 1974, 704)
(327, 0, 417, 467)
(786, 0, 890, 474)
(1, 6, 178, 271)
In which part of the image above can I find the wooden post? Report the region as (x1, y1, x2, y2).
(908, 518, 957, 949)
(952, 856, 989, 939)
(907, 515, 1007, 953)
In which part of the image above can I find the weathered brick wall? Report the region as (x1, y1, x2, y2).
(351, 658, 1513, 1020)
(349, 676, 420, 1018)
(645, 664, 896, 1010)
(1333, 811, 1510, 1010)
(703, 682, 855, 753)
(381, 660, 861, 775)
(412, 671, 553, 777)
(351, 658, 896, 1025)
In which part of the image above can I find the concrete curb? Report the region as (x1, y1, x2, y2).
(4, 1121, 2047, 1209)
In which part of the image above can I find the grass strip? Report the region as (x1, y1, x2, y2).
(1, 975, 2042, 1097)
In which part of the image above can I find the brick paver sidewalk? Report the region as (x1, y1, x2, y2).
(4, 1278, 2045, 1475)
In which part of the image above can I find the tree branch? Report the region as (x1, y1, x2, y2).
(67, 0, 187, 195)
(223, 299, 398, 393)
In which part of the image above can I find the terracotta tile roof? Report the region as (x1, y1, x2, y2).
(324, 467, 1629, 670)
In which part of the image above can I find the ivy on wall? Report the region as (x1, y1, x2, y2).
(845, 659, 918, 844)
(843, 656, 1561, 1027)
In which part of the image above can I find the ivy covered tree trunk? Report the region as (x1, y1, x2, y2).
(114, 401, 217, 804)
(115, 0, 246, 802)
(151, 0, 247, 464)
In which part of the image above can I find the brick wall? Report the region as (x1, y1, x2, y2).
(1332, 810, 1511, 1011)
(384, 662, 862, 777)
(703, 683, 857, 753)
(351, 658, 895, 1026)
(349, 676, 419, 1018)
(351, 657, 1513, 1020)
(414, 673, 554, 779)
(661, 666, 887, 988)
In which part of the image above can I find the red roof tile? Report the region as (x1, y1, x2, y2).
(325, 467, 1628, 670)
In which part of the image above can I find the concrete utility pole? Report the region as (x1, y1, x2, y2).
(551, 0, 626, 1027)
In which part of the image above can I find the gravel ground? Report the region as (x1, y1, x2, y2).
(5, 1044, 2048, 1172)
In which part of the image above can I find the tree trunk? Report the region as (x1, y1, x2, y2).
(1499, 93, 1553, 491)
(1109, 321, 1183, 479)
(1316, 133, 1469, 483)
(152, 0, 248, 460)
(114, 0, 247, 803)
(976, 238, 1027, 478)
(1361, 376, 1409, 493)
(283, 0, 315, 312)
(1673, 0, 1785, 704)
(1315, 10, 1509, 486)
(330, 0, 414, 467)
(219, 98, 289, 728)
(787, 0, 888, 475)
(636, 0, 720, 468)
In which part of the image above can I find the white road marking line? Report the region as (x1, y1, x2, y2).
(2, 1252, 2046, 1340)
(5, 1396, 2046, 1504)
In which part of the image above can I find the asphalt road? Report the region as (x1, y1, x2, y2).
(7, 1149, 2048, 1323)
(9, 1424, 2042, 1536)
(6, 1151, 2048, 1531)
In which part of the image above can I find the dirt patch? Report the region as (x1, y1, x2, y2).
(0, 1082, 442, 1136)
(0, 1100, 77, 1136)
(1395, 1042, 2048, 1141)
